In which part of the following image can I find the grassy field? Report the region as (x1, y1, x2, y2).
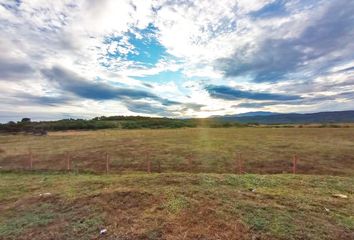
(0, 128, 353, 239)
(0, 172, 353, 240)
(1, 128, 354, 175)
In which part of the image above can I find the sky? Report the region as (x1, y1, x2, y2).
(0, 0, 353, 122)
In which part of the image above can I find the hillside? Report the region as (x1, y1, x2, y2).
(217, 110, 354, 124)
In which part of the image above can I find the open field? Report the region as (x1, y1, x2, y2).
(1, 128, 354, 175)
(0, 128, 354, 239)
(0, 172, 353, 240)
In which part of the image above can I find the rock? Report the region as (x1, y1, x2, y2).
(39, 192, 52, 197)
(332, 194, 348, 199)
(100, 228, 107, 235)
(324, 207, 330, 212)
(248, 188, 256, 192)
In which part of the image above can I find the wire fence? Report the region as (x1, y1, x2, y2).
(0, 149, 301, 175)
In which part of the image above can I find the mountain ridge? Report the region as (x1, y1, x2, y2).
(214, 110, 354, 124)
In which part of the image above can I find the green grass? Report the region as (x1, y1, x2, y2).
(64, 214, 103, 240)
(0, 171, 353, 239)
(164, 193, 190, 214)
(0, 203, 55, 238)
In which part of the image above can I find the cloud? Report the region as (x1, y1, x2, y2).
(0, 57, 34, 80)
(206, 85, 302, 101)
(14, 93, 72, 106)
(215, 38, 301, 82)
(41, 66, 164, 101)
(0, 0, 354, 120)
(124, 100, 204, 117)
(40, 65, 183, 119)
(181, 103, 205, 111)
(0, 111, 67, 123)
(335, 66, 354, 74)
(234, 91, 354, 108)
(124, 100, 176, 117)
(142, 82, 154, 88)
(215, 0, 354, 82)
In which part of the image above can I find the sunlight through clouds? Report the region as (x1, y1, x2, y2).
(0, 0, 353, 120)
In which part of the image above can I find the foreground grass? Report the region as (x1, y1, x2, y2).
(0, 171, 353, 239)
(1, 128, 354, 175)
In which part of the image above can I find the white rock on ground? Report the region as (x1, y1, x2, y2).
(332, 194, 348, 199)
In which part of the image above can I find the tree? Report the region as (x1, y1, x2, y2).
(21, 118, 31, 123)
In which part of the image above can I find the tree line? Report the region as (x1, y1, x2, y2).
(0, 116, 247, 133)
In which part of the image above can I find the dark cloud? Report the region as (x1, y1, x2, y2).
(334, 66, 354, 74)
(206, 85, 301, 101)
(41, 66, 179, 106)
(161, 99, 181, 106)
(0, 92, 73, 110)
(14, 93, 72, 106)
(124, 100, 201, 117)
(0, 58, 34, 80)
(216, 0, 354, 82)
(216, 39, 301, 82)
(234, 91, 354, 108)
(142, 82, 154, 88)
(124, 100, 175, 117)
(335, 91, 354, 99)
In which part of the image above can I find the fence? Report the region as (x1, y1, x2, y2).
(0, 149, 300, 175)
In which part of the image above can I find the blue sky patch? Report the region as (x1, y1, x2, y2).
(250, 0, 287, 18)
(135, 70, 184, 83)
(104, 24, 167, 67)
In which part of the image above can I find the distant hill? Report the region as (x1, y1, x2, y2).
(215, 110, 354, 124)
(231, 111, 279, 117)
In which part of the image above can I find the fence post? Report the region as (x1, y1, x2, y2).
(238, 153, 243, 174)
(147, 160, 151, 173)
(28, 149, 33, 170)
(235, 153, 243, 174)
(157, 160, 161, 173)
(66, 152, 71, 171)
(187, 155, 192, 171)
(105, 152, 110, 174)
(292, 154, 298, 174)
